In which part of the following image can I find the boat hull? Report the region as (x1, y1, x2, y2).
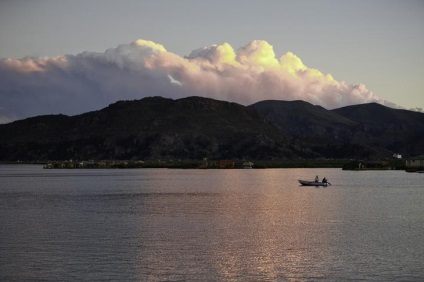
(298, 180, 329, 187)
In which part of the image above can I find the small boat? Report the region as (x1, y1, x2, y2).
(298, 180, 330, 187)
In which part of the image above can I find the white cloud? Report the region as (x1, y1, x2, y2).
(168, 74, 182, 86)
(0, 39, 386, 122)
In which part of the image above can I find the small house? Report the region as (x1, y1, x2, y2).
(219, 160, 235, 169)
(405, 155, 424, 172)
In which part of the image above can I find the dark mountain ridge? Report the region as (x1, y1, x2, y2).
(250, 100, 424, 159)
(0, 96, 299, 160)
(333, 103, 424, 157)
(1, 96, 423, 161)
(249, 100, 356, 140)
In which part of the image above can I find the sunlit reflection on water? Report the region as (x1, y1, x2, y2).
(1, 166, 423, 281)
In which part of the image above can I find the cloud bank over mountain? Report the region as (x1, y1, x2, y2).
(0, 39, 388, 122)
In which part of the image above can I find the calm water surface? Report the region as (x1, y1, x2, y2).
(0, 165, 423, 281)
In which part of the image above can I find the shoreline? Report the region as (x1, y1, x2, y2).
(1, 159, 406, 170)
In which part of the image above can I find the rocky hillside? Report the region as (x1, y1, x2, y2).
(1, 96, 423, 161)
(250, 100, 424, 159)
(0, 96, 300, 161)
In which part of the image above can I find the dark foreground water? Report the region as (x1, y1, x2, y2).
(0, 165, 423, 281)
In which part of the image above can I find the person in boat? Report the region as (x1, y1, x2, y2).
(315, 175, 319, 182)
(322, 177, 327, 184)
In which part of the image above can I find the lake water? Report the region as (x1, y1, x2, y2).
(0, 165, 423, 281)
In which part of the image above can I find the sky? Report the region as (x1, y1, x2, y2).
(0, 0, 423, 123)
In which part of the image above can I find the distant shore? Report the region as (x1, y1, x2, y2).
(1, 159, 406, 170)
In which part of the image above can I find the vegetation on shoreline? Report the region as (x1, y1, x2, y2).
(34, 159, 351, 169)
(3, 158, 408, 170)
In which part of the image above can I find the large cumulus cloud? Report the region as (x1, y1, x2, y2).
(0, 39, 385, 123)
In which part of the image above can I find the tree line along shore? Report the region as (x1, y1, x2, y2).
(31, 158, 406, 170)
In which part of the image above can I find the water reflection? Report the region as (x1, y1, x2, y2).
(2, 166, 423, 281)
(133, 169, 341, 280)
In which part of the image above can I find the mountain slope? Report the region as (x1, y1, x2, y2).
(249, 100, 356, 141)
(1, 97, 423, 161)
(0, 96, 299, 161)
(333, 103, 424, 156)
(250, 100, 424, 159)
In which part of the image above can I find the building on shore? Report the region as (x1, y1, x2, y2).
(405, 155, 424, 172)
(219, 160, 235, 169)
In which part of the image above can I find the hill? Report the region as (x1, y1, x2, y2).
(0, 96, 301, 161)
(1, 97, 423, 161)
(333, 103, 424, 157)
(249, 100, 356, 140)
(250, 100, 424, 159)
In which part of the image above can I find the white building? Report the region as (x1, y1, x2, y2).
(405, 155, 424, 172)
